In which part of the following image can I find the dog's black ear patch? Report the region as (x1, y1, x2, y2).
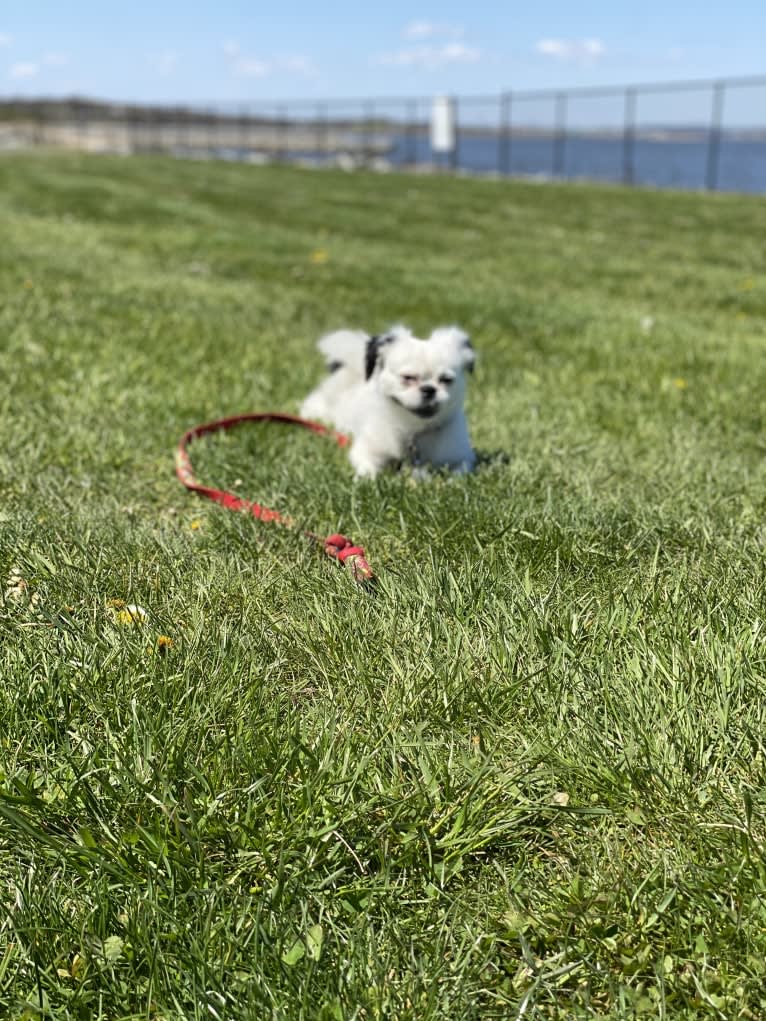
(364, 336, 381, 380)
(462, 337, 476, 373)
(448, 328, 475, 373)
(365, 332, 395, 380)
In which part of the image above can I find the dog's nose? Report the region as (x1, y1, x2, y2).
(420, 383, 437, 400)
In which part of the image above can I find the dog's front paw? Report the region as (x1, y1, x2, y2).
(351, 458, 381, 480)
(349, 442, 387, 479)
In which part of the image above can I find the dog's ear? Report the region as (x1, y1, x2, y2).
(432, 325, 476, 373)
(456, 329, 476, 373)
(365, 331, 396, 380)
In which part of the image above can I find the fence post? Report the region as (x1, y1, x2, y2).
(364, 99, 375, 166)
(499, 91, 512, 175)
(238, 103, 248, 158)
(451, 96, 459, 170)
(181, 104, 190, 155)
(407, 99, 418, 167)
(623, 87, 636, 185)
(275, 103, 285, 163)
(316, 102, 326, 163)
(139, 104, 148, 153)
(705, 80, 725, 191)
(207, 106, 214, 156)
(74, 98, 86, 151)
(553, 91, 567, 177)
(33, 100, 45, 146)
(161, 105, 168, 154)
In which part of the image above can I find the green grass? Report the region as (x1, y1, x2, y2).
(1, 150, 766, 1019)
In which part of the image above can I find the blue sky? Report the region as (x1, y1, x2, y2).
(1, 1, 764, 115)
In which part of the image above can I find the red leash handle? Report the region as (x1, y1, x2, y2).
(175, 412, 374, 584)
(323, 533, 375, 585)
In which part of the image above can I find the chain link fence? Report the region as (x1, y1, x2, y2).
(1, 75, 764, 192)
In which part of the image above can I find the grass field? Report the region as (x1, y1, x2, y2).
(1, 151, 766, 1019)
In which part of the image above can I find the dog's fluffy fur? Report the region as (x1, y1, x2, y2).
(301, 325, 476, 478)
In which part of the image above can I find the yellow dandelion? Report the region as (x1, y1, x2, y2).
(310, 248, 329, 265)
(673, 377, 688, 390)
(114, 604, 148, 625)
(148, 634, 174, 656)
(189, 518, 203, 531)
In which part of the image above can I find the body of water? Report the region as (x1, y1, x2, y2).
(273, 131, 766, 194)
(382, 133, 766, 193)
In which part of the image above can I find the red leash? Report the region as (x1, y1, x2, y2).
(175, 412, 374, 584)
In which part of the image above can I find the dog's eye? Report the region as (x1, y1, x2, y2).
(400, 374, 418, 386)
(438, 374, 455, 385)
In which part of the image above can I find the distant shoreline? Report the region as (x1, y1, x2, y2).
(2, 98, 765, 144)
(2, 97, 764, 193)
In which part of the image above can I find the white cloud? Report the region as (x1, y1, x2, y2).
(536, 37, 605, 62)
(403, 20, 435, 40)
(7, 51, 69, 82)
(9, 61, 39, 80)
(223, 41, 314, 79)
(442, 42, 478, 62)
(377, 22, 478, 70)
(375, 41, 480, 70)
(402, 20, 464, 41)
(536, 38, 605, 62)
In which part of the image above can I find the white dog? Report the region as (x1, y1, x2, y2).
(301, 325, 476, 478)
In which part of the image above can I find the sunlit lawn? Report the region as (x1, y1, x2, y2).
(1, 150, 766, 1019)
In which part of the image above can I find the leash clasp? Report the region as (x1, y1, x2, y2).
(324, 533, 375, 584)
